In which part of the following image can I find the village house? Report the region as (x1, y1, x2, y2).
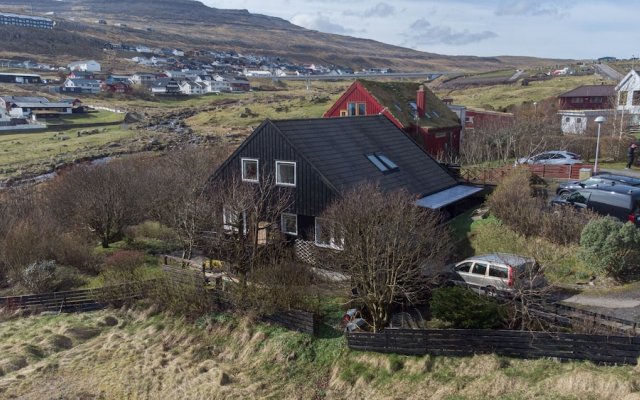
(0, 96, 72, 118)
(323, 80, 461, 158)
(444, 100, 514, 134)
(67, 60, 102, 73)
(102, 81, 133, 94)
(0, 72, 43, 84)
(129, 72, 159, 85)
(151, 78, 182, 95)
(62, 78, 102, 94)
(67, 70, 96, 80)
(557, 84, 617, 135)
(616, 69, 640, 130)
(212, 115, 482, 251)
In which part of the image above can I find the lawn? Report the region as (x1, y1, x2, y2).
(44, 110, 125, 126)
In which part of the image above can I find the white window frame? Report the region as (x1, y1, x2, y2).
(241, 158, 259, 183)
(314, 218, 344, 250)
(223, 207, 247, 234)
(275, 161, 296, 187)
(281, 213, 298, 236)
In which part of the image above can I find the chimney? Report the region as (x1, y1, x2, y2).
(416, 85, 425, 118)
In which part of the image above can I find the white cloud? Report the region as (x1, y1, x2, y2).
(343, 2, 396, 18)
(290, 13, 356, 35)
(495, 1, 568, 17)
(405, 18, 497, 46)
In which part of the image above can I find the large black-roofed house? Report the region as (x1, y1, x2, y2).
(212, 115, 482, 249)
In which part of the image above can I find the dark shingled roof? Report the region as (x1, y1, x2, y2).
(559, 85, 616, 98)
(270, 115, 457, 197)
(357, 80, 460, 129)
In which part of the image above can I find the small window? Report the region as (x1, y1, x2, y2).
(489, 265, 509, 278)
(347, 102, 357, 116)
(565, 117, 570, 123)
(455, 262, 473, 273)
(366, 154, 389, 172)
(358, 103, 366, 116)
(633, 91, 640, 106)
(472, 262, 488, 276)
(281, 213, 297, 236)
(315, 218, 344, 249)
(432, 110, 440, 118)
(576, 118, 582, 123)
(241, 158, 258, 182)
(276, 161, 296, 186)
(340, 110, 347, 117)
(223, 207, 247, 234)
(366, 153, 399, 172)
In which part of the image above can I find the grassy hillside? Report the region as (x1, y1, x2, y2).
(434, 75, 614, 110)
(0, 307, 638, 399)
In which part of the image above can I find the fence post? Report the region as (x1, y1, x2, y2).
(568, 164, 572, 179)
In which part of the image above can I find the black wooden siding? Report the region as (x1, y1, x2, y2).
(215, 122, 338, 219)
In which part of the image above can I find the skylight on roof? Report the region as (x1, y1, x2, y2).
(432, 110, 440, 118)
(366, 153, 399, 173)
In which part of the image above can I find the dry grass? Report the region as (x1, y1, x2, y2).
(0, 308, 638, 399)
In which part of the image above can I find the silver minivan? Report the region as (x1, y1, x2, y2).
(451, 253, 545, 294)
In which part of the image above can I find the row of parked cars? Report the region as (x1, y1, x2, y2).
(551, 173, 640, 227)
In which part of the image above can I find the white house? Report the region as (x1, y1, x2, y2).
(67, 60, 101, 72)
(178, 79, 206, 95)
(0, 96, 72, 118)
(616, 69, 640, 128)
(63, 78, 102, 94)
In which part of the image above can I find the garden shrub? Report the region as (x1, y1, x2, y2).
(578, 218, 640, 280)
(21, 260, 57, 294)
(431, 286, 506, 329)
(104, 250, 146, 272)
(540, 206, 599, 246)
(486, 168, 544, 237)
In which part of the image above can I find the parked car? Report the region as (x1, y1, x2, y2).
(551, 185, 640, 226)
(449, 253, 546, 295)
(517, 151, 583, 165)
(555, 174, 640, 199)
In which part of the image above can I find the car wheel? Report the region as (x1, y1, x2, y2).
(483, 286, 497, 297)
(558, 190, 571, 200)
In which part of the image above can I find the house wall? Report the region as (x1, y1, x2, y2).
(214, 122, 339, 240)
(408, 126, 461, 158)
(323, 85, 403, 129)
(560, 113, 588, 134)
(558, 96, 612, 110)
(617, 73, 640, 126)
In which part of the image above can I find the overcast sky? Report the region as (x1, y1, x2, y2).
(201, 0, 639, 59)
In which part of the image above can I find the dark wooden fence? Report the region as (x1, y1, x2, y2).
(0, 282, 150, 314)
(264, 310, 321, 336)
(347, 328, 640, 365)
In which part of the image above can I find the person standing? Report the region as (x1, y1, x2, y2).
(627, 143, 638, 169)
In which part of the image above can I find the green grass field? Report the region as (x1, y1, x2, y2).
(44, 110, 125, 126)
(436, 75, 614, 110)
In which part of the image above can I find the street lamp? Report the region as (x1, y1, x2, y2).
(594, 116, 606, 174)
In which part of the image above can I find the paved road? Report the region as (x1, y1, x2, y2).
(594, 63, 623, 81)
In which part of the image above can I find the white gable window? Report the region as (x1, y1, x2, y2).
(281, 213, 298, 236)
(241, 158, 259, 183)
(276, 161, 296, 187)
(315, 218, 344, 250)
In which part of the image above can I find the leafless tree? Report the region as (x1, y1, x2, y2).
(143, 147, 228, 260)
(320, 183, 453, 332)
(205, 172, 293, 291)
(47, 159, 144, 248)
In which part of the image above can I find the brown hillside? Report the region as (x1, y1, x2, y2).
(0, 0, 570, 72)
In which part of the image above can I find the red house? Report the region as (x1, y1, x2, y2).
(323, 80, 462, 158)
(102, 82, 133, 94)
(558, 85, 616, 110)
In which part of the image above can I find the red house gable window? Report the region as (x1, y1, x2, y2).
(347, 102, 366, 116)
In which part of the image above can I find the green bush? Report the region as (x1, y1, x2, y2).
(578, 218, 640, 280)
(431, 286, 506, 329)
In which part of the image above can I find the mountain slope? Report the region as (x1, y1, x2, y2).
(0, 0, 568, 71)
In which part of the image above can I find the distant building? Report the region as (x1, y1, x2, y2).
(0, 12, 54, 29)
(0, 96, 72, 118)
(62, 78, 102, 94)
(0, 72, 43, 84)
(67, 60, 101, 73)
(559, 110, 614, 135)
(558, 85, 616, 110)
(616, 69, 640, 129)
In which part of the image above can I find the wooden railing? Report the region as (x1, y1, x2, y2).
(456, 163, 594, 185)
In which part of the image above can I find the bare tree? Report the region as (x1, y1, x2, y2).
(48, 159, 143, 248)
(321, 183, 453, 332)
(206, 173, 292, 291)
(144, 147, 227, 260)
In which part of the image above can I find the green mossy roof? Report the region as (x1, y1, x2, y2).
(358, 79, 460, 129)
